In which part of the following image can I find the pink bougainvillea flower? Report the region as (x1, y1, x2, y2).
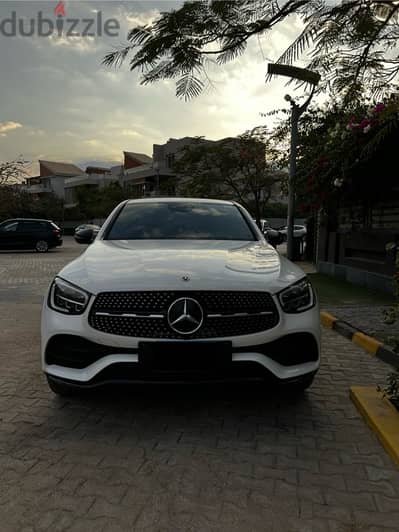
(359, 118, 371, 129)
(347, 117, 360, 129)
(373, 103, 385, 114)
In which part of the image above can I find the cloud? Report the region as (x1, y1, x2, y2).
(84, 139, 102, 147)
(121, 129, 142, 137)
(0, 121, 22, 137)
(27, 128, 45, 137)
(125, 9, 160, 27)
(0, 2, 323, 168)
(47, 34, 97, 52)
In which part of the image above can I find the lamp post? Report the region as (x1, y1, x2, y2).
(267, 64, 320, 260)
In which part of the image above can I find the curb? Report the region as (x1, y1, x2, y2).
(350, 386, 399, 467)
(320, 310, 399, 368)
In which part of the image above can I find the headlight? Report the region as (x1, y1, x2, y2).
(49, 277, 91, 315)
(278, 278, 315, 313)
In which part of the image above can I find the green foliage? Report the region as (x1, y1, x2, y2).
(263, 202, 289, 218)
(30, 193, 64, 221)
(104, 0, 399, 101)
(172, 127, 285, 223)
(0, 187, 63, 222)
(379, 368, 399, 407)
(271, 94, 399, 216)
(73, 182, 130, 219)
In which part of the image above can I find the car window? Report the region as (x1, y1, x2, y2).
(0, 221, 18, 232)
(106, 202, 256, 241)
(18, 221, 48, 232)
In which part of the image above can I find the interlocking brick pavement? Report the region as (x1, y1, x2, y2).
(1, 240, 399, 531)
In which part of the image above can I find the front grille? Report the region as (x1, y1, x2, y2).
(89, 291, 279, 339)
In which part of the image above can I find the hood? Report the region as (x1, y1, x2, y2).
(59, 239, 305, 294)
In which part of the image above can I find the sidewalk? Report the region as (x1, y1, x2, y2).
(294, 259, 397, 345)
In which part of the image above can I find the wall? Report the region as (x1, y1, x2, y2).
(316, 202, 399, 293)
(49, 176, 66, 199)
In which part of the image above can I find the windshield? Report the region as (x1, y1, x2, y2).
(106, 202, 256, 241)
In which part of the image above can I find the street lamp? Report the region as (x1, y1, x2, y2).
(267, 63, 320, 261)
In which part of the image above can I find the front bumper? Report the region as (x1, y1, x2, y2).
(42, 297, 320, 385)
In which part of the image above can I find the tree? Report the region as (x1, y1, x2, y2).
(0, 157, 29, 185)
(0, 157, 67, 222)
(0, 157, 30, 221)
(73, 182, 130, 220)
(172, 127, 285, 224)
(30, 193, 64, 223)
(272, 94, 399, 217)
(103, 0, 399, 101)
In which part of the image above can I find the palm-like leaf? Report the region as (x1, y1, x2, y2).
(103, 0, 399, 100)
(176, 73, 204, 100)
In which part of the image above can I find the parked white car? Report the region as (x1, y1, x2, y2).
(42, 198, 320, 395)
(278, 224, 307, 241)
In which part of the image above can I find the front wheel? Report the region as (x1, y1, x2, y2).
(35, 240, 49, 253)
(285, 374, 315, 395)
(46, 375, 76, 396)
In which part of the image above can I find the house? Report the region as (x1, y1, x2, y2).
(23, 160, 120, 208)
(118, 151, 154, 194)
(24, 160, 86, 199)
(118, 137, 216, 196)
(64, 166, 115, 208)
(105, 138, 215, 197)
(22, 137, 286, 216)
(150, 136, 287, 204)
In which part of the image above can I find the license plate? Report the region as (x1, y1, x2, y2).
(138, 341, 232, 371)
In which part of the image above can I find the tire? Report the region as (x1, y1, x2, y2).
(285, 374, 315, 395)
(35, 240, 49, 253)
(46, 375, 76, 397)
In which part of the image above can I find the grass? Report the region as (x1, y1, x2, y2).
(308, 273, 394, 306)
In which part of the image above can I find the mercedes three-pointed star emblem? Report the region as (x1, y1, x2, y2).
(167, 297, 204, 335)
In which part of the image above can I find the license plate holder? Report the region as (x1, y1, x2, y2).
(138, 341, 232, 371)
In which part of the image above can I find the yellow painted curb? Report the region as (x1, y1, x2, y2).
(352, 331, 382, 355)
(320, 311, 337, 328)
(350, 386, 399, 468)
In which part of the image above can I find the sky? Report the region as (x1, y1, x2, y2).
(0, 1, 309, 174)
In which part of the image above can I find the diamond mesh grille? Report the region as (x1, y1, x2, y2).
(89, 291, 279, 338)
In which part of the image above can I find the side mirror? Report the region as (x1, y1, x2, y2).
(76, 228, 95, 244)
(264, 229, 281, 248)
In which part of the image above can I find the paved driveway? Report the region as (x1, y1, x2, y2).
(1, 238, 399, 531)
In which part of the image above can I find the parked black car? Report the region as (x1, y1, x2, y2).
(74, 224, 100, 244)
(0, 218, 63, 252)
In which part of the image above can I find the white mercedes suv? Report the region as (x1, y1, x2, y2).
(42, 198, 320, 395)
